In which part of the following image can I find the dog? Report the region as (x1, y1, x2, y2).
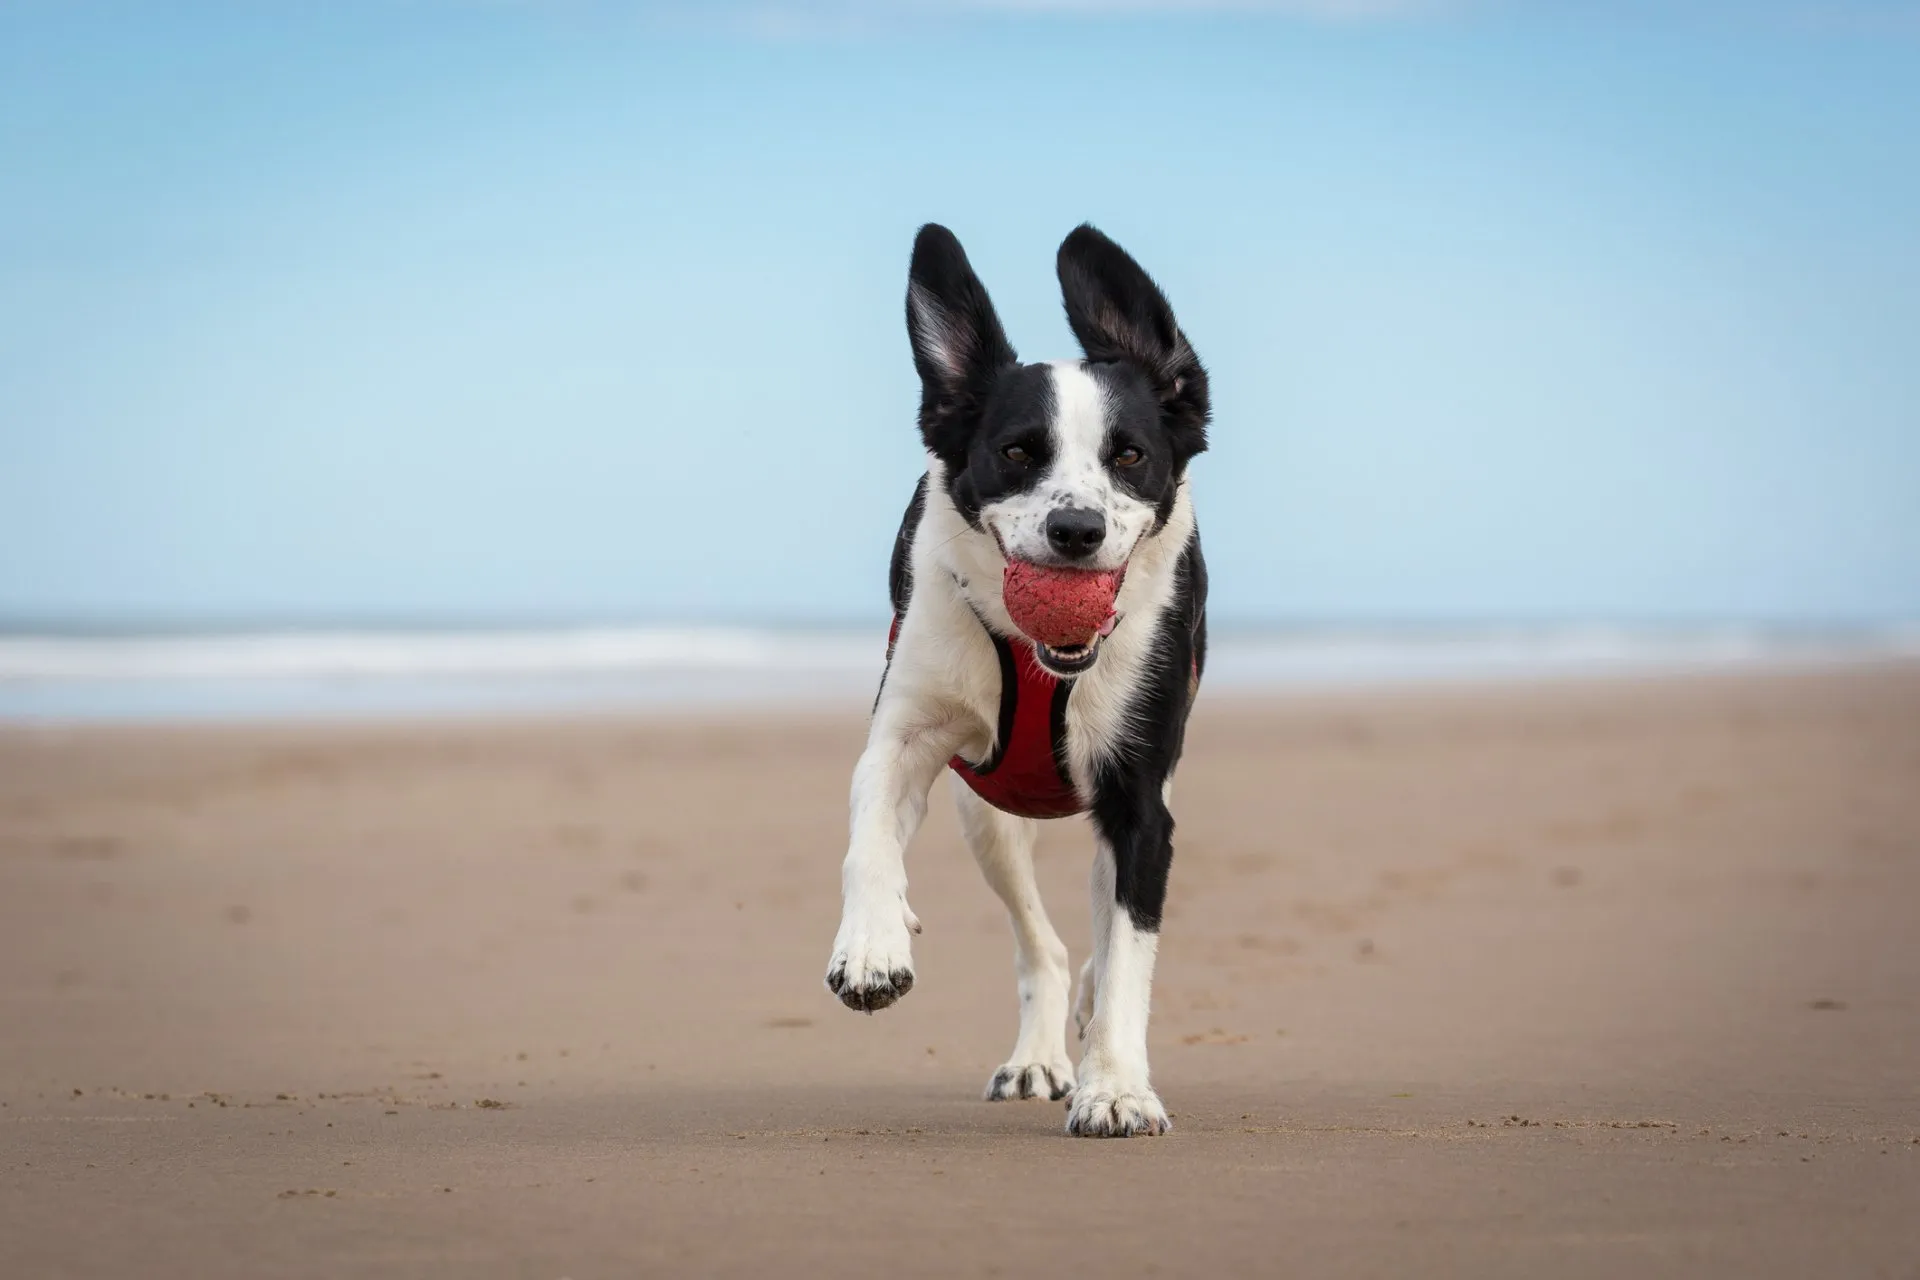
(825, 223, 1209, 1138)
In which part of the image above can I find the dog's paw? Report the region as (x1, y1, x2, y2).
(1072, 957, 1097, 1040)
(1064, 1084, 1170, 1138)
(824, 900, 918, 1014)
(826, 957, 914, 1013)
(985, 1060, 1075, 1102)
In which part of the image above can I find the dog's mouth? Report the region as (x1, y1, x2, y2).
(1032, 612, 1121, 677)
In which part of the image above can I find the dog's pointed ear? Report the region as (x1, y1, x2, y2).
(907, 224, 1017, 462)
(1057, 223, 1208, 455)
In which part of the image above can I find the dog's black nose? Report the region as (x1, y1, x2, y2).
(1045, 507, 1106, 560)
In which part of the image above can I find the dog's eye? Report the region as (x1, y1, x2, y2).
(1113, 446, 1144, 468)
(1003, 445, 1030, 464)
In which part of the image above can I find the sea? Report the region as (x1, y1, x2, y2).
(3, 624, 1916, 723)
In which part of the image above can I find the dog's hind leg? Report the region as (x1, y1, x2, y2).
(1071, 955, 1098, 1042)
(955, 780, 1075, 1102)
(1071, 846, 1112, 1042)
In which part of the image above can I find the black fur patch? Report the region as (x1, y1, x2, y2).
(1057, 223, 1210, 461)
(942, 364, 1056, 530)
(1082, 360, 1194, 534)
(906, 224, 1019, 476)
(1087, 530, 1208, 932)
(888, 473, 928, 619)
(877, 475, 930, 712)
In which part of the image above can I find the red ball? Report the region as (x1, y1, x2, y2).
(1002, 561, 1122, 648)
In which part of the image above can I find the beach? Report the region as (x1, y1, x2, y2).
(3, 661, 1917, 1277)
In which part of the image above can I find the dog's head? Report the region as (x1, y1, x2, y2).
(905, 224, 1208, 670)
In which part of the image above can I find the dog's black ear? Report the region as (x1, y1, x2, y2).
(907, 224, 1017, 464)
(1057, 223, 1208, 456)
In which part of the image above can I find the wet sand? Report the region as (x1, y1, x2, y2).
(3, 664, 1918, 1277)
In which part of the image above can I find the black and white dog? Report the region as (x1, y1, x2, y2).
(825, 223, 1209, 1138)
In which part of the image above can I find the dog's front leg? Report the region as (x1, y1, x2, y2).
(825, 702, 967, 1013)
(1067, 786, 1175, 1137)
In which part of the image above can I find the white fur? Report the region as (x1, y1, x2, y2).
(1066, 845, 1169, 1137)
(825, 467, 1003, 1010)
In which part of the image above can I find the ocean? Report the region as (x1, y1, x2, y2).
(3, 624, 1916, 723)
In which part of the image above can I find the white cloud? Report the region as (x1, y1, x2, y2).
(521, 0, 1920, 38)
(718, 0, 1451, 29)
(891, 0, 1452, 12)
(709, 0, 1464, 39)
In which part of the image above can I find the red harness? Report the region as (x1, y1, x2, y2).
(886, 616, 1085, 820)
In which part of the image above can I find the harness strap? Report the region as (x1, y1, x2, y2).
(885, 612, 1086, 820)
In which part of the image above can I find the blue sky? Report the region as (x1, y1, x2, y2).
(2, 0, 1916, 626)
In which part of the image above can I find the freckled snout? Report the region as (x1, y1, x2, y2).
(1045, 507, 1106, 561)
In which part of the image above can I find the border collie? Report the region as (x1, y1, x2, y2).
(825, 224, 1209, 1138)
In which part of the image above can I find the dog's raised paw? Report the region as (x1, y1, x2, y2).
(985, 1062, 1074, 1102)
(824, 959, 914, 1013)
(825, 897, 918, 1014)
(1065, 1086, 1170, 1138)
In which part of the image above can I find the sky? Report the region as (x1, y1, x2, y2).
(1, 0, 1916, 628)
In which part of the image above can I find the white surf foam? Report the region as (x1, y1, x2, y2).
(1, 625, 1915, 722)
(0, 628, 883, 682)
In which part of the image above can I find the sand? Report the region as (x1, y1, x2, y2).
(2, 664, 1918, 1278)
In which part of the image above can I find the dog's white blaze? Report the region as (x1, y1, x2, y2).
(982, 361, 1157, 572)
